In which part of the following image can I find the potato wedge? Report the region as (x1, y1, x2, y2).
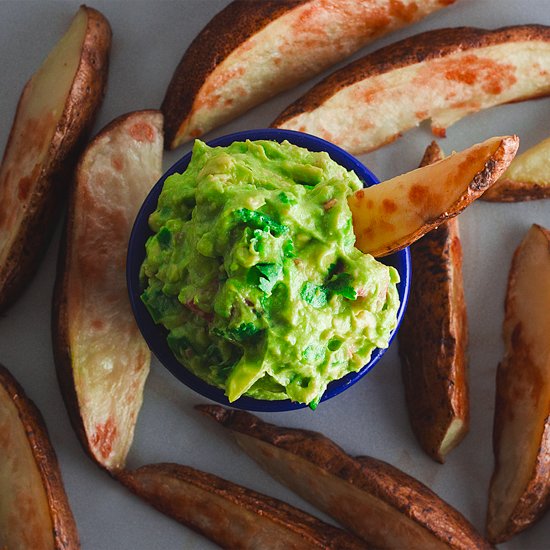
(272, 25, 550, 154)
(348, 135, 518, 257)
(0, 363, 79, 549)
(119, 463, 366, 549)
(486, 224, 550, 543)
(482, 136, 550, 201)
(198, 405, 493, 550)
(398, 141, 469, 463)
(162, 0, 457, 149)
(0, 6, 111, 312)
(52, 111, 163, 472)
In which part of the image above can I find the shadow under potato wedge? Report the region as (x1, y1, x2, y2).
(119, 463, 367, 549)
(0, 5, 111, 313)
(162, 0, 457, 149)
(486, 224, 550, 543)
(198, 405, 494, 550)
(273, 25, 550, 155)
(482, 136, 550, 201)
(52, 110, 163, 472)
(0, 363, 79, 550)
(348, 135, 518, 257)
(398, 141, 469, 463)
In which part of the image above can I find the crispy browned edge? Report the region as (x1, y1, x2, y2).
(352, 455, 489, 549)
(197, 405, 494, 550)
(0, 363, 80, 549)
(0, 6, 111, 314)
(481, 179, 550, 202)
(51, 109, 162, 474)
(368, 136, 519, 257)
(418, 140, 445, 167)
(161, 0, 307, 148)
(272, 25, 550, 127)
(487, 224, 550, 543)
(398, 141, 469, 463)
(118, 463, 366, 549)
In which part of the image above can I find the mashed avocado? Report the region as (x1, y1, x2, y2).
(141, 139, 399, 407)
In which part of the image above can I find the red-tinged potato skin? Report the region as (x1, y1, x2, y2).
(272, 25, 550, 154)
(198, 405, 494, 550)
(118, 463, 367, 550)
(0, 363, 79, 550)
(398, 141, 469, 463)
(0, 6, 111, 313)
(52, 110, 163, 472)
(486, 224, 550, 543)
(162, 0, 456, 149)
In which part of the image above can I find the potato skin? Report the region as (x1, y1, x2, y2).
(119, 463, 366, 550)
(398, 141, 469, 462)
(418, 140, 446, 167)
(354, 455, 484, 548)
(52, 110, 161, 472)
(486, 224, 550, 543)
(481, 178, 550, 201)
(198, 405, 494, 550)
(490, 361, 550, 542)
(0, 363, 79, 549)
(162, 0, 305, 148)
(0, 6, 111, 313)
(273, 25, 550, 127)
(481, 136, 550, 201)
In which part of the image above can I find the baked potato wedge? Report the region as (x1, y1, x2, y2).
(162, 0, 457, 149)
(0, 363, 79, 549)
(0, 6, 111, 312)
(398, 141, 469, 463)
(272, 25, 550, 155)
(198, 405, 493, 550)
(348, 135, 519, 257)
(486, 224, 550, 543)
(52, 110, 163, 472)
(119, 463, 366, 549)
(482, 136, 550, 201)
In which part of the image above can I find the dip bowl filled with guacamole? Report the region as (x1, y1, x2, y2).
(127, 129, 410, 411)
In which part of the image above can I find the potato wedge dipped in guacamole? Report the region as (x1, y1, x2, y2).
(141, 140, 399, 407)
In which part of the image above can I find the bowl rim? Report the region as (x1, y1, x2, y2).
(127, 128, 411, 412)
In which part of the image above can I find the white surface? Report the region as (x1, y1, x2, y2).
(0, 0, 549, 548)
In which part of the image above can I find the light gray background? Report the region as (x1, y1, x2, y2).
(0, 0, 548, 548)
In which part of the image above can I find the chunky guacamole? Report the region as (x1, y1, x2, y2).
(141, 139, 399, 407)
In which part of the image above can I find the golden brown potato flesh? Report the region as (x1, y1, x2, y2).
(0, 364, 79, 550)
(486, 224, 550, 543)
(273, 26, 550, 155)
(482, 136, 550, 201)
(348, 135, 519, 257)
(162, 0, 456, 149)
(198, 405, 493, 550)
(0, 6, 111, 312)
(398, 141, 469, 463)
(119, 463, 366, 550)
(52, 111, 163, 472)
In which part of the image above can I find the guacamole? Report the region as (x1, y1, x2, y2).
(141, 139, 399, 407)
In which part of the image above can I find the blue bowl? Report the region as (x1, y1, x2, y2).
(127, 128, 410, 412)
